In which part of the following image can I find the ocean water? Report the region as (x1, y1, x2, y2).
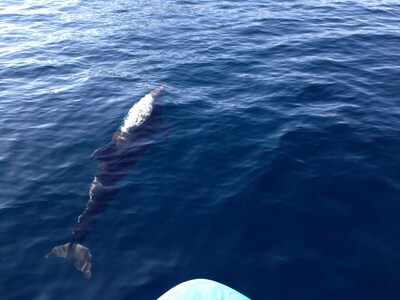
(1, 0, 400, 299)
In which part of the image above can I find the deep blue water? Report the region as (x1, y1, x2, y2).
(1, 0, 400, 299)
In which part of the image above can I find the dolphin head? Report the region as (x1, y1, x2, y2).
(149, 85, 165, 100)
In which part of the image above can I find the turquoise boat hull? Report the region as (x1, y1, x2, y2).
(158, 279, 250, 300)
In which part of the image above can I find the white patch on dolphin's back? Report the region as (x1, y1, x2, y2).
(120, 94, 154, 133)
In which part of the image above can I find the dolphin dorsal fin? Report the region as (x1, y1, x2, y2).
(90, 141, 117, 160)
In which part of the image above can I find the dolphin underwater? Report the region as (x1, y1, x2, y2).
(46, 86, 166, 278)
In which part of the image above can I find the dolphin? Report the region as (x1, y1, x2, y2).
(46, 86, 166, 278)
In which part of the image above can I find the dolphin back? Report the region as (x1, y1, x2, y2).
(90, 141, 118, 160)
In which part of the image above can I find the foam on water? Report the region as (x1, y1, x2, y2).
(120, 94, 154, 133)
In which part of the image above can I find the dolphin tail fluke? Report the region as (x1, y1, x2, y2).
(45, 243, 92, 279)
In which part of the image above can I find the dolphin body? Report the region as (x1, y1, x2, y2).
(46, 86, 165, 278)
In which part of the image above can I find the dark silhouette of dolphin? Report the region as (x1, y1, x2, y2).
(46, 86, 165, 278)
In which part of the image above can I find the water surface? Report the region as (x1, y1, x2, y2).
(1, 1, 400, 299)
